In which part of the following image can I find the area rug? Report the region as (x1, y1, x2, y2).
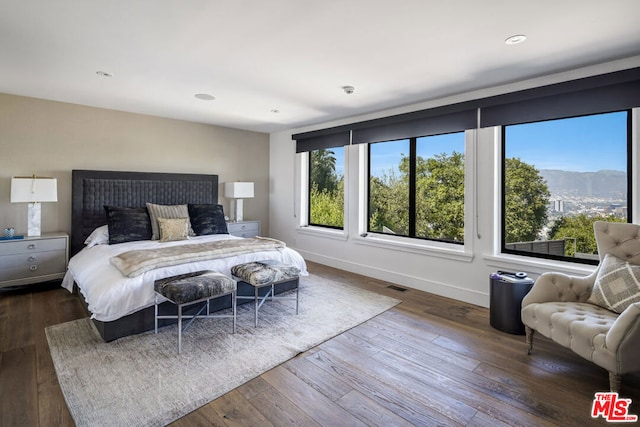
(46, 274, 400, 426)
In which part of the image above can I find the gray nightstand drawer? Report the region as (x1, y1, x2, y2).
(0, 233, 69, 287)
(227, 221, 261, 238)
(0, 250, 67, 281)
(0, 237, 65, 255)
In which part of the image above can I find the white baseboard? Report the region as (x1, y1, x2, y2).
(295, 247, 490, 308)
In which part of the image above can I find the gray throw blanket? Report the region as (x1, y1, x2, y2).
(110, 237, 286, 277)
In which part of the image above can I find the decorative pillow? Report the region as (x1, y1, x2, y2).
(146, 203, 195, 240)
(104, 206, 152, 244)
(188, 204, 229, 235)
(84, 225, 109, 248)
(157, 217, 190, 242)
(588, 253, 640, 313)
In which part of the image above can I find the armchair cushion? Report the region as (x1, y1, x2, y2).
(588, 253, 640, 314)
(521, 302, 616, 363)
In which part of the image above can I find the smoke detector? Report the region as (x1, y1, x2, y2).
(342, 85, 355, 95)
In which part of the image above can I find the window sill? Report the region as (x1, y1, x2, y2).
(483, 253, 596, 277)
(353, 234, 473, 262)
(296, 225, 348, 241)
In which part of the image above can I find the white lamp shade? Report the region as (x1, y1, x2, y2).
(11, 177, 58, 203)
(224, 182, 254, 199)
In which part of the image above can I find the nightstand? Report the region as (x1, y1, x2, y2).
(227, 220, 261, 238)
(0, 232, 69, 288)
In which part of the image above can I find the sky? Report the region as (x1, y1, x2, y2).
(505, 111, 628, 172)
(369, 132, 465, 177)
(331, 110, 628, 178)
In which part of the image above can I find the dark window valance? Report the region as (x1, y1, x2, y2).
(293, 67, 640, 151)
(293, 130, 350, 153)
(351, 108, 477, 144)
(480, 69, 640, 127)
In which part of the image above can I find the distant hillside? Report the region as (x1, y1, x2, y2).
(539, 169, 626, 199)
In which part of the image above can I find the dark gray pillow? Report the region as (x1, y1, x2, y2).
(104, 206, 152, 244)
(188, 204, 228, 235)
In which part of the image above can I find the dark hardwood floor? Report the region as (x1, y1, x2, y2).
(1, 261, 639, 426)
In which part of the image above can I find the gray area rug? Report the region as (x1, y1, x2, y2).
(46, 273, 400, 426)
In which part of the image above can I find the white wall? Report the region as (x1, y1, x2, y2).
(269, 57, 640, 307)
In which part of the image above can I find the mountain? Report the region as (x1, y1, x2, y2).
(539, 169, 626, 199)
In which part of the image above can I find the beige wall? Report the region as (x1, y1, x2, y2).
(0, 93, 269, 237)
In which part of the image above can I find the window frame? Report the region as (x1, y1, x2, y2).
(500, 109, 633, 265)
(307, 147, 345, 230)
(366, 131, 466, 245)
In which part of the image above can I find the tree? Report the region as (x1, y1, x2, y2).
(309, 180, 344, 227)
(369, 168, 410, 235)
(369, 154, 550, 244)
(504, 157, 550, 243)
(415, 151, 465, 241)
(549, 214, 625, 256)
(369, 151, 464, 240)
(309, 149, 343, 227)
(310, 149, 338, 193)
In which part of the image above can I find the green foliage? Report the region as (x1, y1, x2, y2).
(504, 157, 550, 243)
(369, 151, 464, 241)
(310, 149, 339, 193)
(370, 153, 552, 244)
(309, 149, 343, 227)
(310, 180, 344, 227)
(549, 214, 625, 256)
(369, 170, 409, 235)
(416, 152, 465, 241)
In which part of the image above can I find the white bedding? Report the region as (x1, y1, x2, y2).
(62, 234, 308, 322)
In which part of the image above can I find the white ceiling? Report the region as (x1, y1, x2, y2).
(1, 0, 639, 134)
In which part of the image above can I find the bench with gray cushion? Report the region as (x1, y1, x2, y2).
(154, 270, 236, 353)
(231, 260, 301, 327)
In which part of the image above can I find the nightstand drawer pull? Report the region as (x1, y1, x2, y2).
(28, 244, 37, 249)
(28, 256, 36, 262)
(29, 265, 38, 271)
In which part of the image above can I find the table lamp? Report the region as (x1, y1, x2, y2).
(11, 175, 58, 237)
(224, 182, 254, 222)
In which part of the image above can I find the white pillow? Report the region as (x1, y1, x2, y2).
(84, 225, 109, 248)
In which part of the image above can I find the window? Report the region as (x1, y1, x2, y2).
(502, 111, 630, 264)
(368, 132, 465, 243)
(308, 147, 344, 229)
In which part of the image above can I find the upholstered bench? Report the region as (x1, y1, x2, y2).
(154, 270, 236, 353)
(231, 260, 301, 327)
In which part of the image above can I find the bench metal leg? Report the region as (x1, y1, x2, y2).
(232, 290, 237, 333)
(155, 290, 237, 354)
(178, 305, 183, 354)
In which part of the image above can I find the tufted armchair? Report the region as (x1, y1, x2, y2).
(521, 221, 640, 392)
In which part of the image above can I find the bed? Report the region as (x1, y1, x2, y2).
(63, 170, 307, 341)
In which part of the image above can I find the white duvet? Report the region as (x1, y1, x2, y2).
(62, 234, 308, 322)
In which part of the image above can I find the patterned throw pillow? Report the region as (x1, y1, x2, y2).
(188, 204, 229, 235)
(157, 217, 190, 242)
(588, 253, 640, 313)
(146, 203, 195, 240)
(104, 206, 152, 244)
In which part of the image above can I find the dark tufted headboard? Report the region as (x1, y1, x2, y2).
(71, 170, 218, 256)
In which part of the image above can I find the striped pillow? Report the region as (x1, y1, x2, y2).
(146, 203, 194, 240)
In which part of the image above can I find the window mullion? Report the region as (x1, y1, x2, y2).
(409, 138, 417, 237)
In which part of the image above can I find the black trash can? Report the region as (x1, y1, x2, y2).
(489, 273, 534, 335)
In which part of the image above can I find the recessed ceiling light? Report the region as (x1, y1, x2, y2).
(505, 34, 527, 45)
(96, 71, 113, 77)
(194, 93, 215, 101)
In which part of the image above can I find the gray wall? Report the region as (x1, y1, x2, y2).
(0, 93, 270, 237)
